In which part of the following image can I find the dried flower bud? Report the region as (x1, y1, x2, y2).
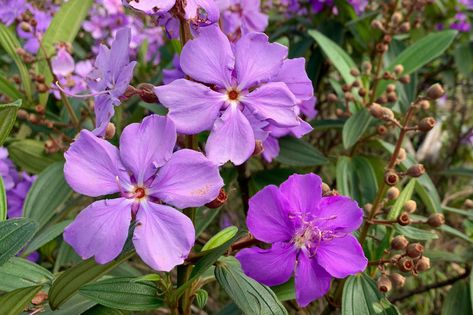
(397, 148, 406, 162)
(362, 61, 372, 74)
(394, 64, 404, 75)
(19, 21, 31, 32)
(377, 125, 388, 136)
(105, 123, 116, 140)
(464, 199, 473, 209)
(137, 83, 159, 103)
(342, 84, 351, 92)
(321, 183, 331, 196)
(377, 275, 392, 293)
(17, 109, 28, 120)
(369, 103, 385, 119)
(406, 164, 425, 177)
(28, 113, 38, 124)
(387, 187, 400, 200)
(383, 71, 392, 80)
(391, 12, 403, 25)
(352, 80, 361, 88)
(415, 256, 430, 272)
(35, 104, 45, 115)
(397, 212, 410, 226)
(253, 140, 264, 156)
(387, 92, 398, 103)
(403, 200, 417, 213)
(400, 21, 411, 32)
(385, 171, 399, 186)
(398, 256, 414, 272)
(390, 254, 402, 264)
(386, 84, 396, 93)
(419, 100, 430, 110)
(426, 83, 445, 100)
(350, 68, 360, 77)
(36, 83, 49, 93)
(427, 213, 445, 228)
(406, 243, 424, 258)
(418, 117, 436, 132)
(390, 273, 406, 288)
(344, 92, 354, 102)
(358, 88, 367, 97)
(371, 20, 384, 30)
(205, 188, 227, 209)
(327, 93, 338, 103)
(383, 34, 392, 44)
(391, 235, 409, 250)
(376, 43, 387, 53)
(399, 75, 411, 84)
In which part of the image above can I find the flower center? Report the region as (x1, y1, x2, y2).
(228, 89, 239, 101)
(133, 186, 147, 200)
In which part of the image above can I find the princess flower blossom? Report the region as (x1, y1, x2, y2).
(63, 115, 223, 271)
(155, 26, 310, 165)
(236, 174, 367, 307)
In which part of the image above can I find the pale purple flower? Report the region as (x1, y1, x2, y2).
(221, 0, 268, 38)
(0, 147, 18, 190)
(0, 0, 28, 26)
(16, 7, 53, 54)
(63, 115, 223, 271)
(52, 46, 75, 77)
(451, 13, 471, 32)
(236, 174, 367, 307)
(163, 54, 185, 84)
(155, 26, 307, 165)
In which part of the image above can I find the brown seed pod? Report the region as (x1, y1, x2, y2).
(387, 187, 400, 200)
(419, 100, 430, 110)
(321, 183, 331, 196)
(385, 171, 400, 186)
(350, 68, 360, 77)
(105, 123, 116, 140)
(387, 92, 398, 103)
(427, 213, 445, 228)
(399, 75, 411, 84)
(390, 254, 402, 264)
(406, 164, 425, 177)
(426, 83, 445, 100)
(397, 212, 411, 226)
(377, 275, 392, 293)
(394, 64, 404, 76)
(327, 93, 338, 103)
(403, 200, 417, 213)
(418, 117, 436, 132)
(369, 103, 385, 119)
(358, 88, 367, 97)
(377, 125, 388, 136)
(406, 243, 424, 258)
(390, 273, 406, 288)
(400, 21, 411, 33)
(415, 256, 431, 272)
(398, 256, 414, 272)
(391, 235, 409, 250)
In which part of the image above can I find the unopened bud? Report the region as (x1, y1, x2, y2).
(327, 93, 338, 103)
(399, 75, 411, 84)
(19, 21, 31, 32)
(352, 80, 361, 88)
(342, 84, 351, 92)
(321, 183, 331, 196)
(385, 170, 399, 186)
(415, 256, 430, 272)
(105, 123, 116, 140)
(403, 200, 417, 213)
(387, 84, 396, 93)
(397, 148, 406, 162)
(464, 199, 473, 209)
(350, 68, 360, 77)
(400, 21, 411, 32)
(427, 213, 445, 227)
(390, 254, 402, 264)
(137, 83, 159, 103)
(364, 203, 373, 213)
(392, 12, 403, 25)
(419, 100, 430, 110)
(371, 20, 384, 30)
(253, 140, 264, 156)
(35, 104, 45, 115)
(362, 61, 372, 74)
(397, 211, 410, 226)
(205, 188, 227, 209)
(36, 83, 48, 93)
(418, 117, 436, 132)
(394, 64, 404, 76)
(387, 92, 398, 103)
(406, 164, 425, 177)
(369, 103, 385, 119)
(390, 273, 406, 288)
(387, 187, 400, 200)
(376, 43, 387, 53)
(391, 235, 409, 250)
(28, 113, 38, 124)
(358, 88, 367, 97)
(398, 256, 414, 272)
(406, 243, 424, 258)
(17, 109, 28, 120)
(426, 83, 445, 100)
(381, 108, 395, 120)
(377, 275, 392, 293)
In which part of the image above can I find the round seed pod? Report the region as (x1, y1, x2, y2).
(397, 212, 411, 226)
(406, 164, 425, 177)
(427, 213, 445, 228)
(406, 243, 424, 258)
(419, 100, 430, 110)
(390, 273, 406, 288)
(369, 103, 385, 119)
(426, 83, 445, 100)
(394, 64, 404, 76)
(387, 187, 400, 200)
(385, 171, 400, 186)
(377, 275, 392, 293)
(391, 235, 409, 250)
(418, 117, 436, 132)
(415, 256, 431, 272)
(105, 123, 116, 140)
(327, 93, 338, 103)
(398, 256, 414, 272)
(403, 200, 417, 213)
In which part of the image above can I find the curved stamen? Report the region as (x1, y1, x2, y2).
(55, 81, 110, 98)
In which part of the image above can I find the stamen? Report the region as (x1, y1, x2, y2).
(55, 81, 110, 98)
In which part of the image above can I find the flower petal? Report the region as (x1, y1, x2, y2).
(247, 185, 294, 243)
(241, 8, 268, 34)
(261, 136, 280, 162)
(155, 79, 224, 134)
(205, 105, 255, 166)
(93, 94, 117, 137)
(279, 173, 322, 215)
(316, 196, 364, 233)
(235, 32, 287, 89)
(185, 0, 220, 26)
(236, 242, 296, 286)
(180, 26, 234, 87)
(109, 28, 133, 84)
(133, 202, 195, 272)
(298, 97, 318, 120)
(151, 149, 223, 209)
(64, 129, 129, 197)
(295, 253, 332, 307)
(120, 115, 176, 184)
(126, 0, 175, 15)
(316, 234, 368, 278)
(275, 58, 313, 102)
(243, 82, 299, 127)
(63, 198, 132, 264)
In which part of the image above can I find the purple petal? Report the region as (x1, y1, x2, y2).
(295, 254, 332, 307)
(51, 47, 75, 76)
(125, 0, 175, 15)
(275, 58, 313, 102)
(279, 173, 322, 215)
(316, 234, 368, 278)
(241, 8, 268, 34)
(185, 0, 220, 26)
(151, 149, 223, 209)
(235, 32, 287, 89)
(133, 201, 195, 271)
(289, 119, 313, 138)
(316, 196, 364, 233)
(120, 115, 176, 184)
(262, 136, 280, 162)
(180, 26, 234, 87)
(111, 61, 137, 98)
(63, 198, 132, 264)
(205, 105, 255, 166)
(236, 242, 296, 286)
(93, 94, 117, 137)
(298, 97, 318, 120)
(64, 130, 129, 197)
(243, 82, 299, 127)
(247, 185, 294, 243)
(155, 79, 224, 134)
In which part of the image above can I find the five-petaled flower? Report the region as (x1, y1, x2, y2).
(63, 115, 224, 271)
(236, 173, 367, 307)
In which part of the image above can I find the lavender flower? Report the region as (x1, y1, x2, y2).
(163, 54, 185, 84)
(51, 45, 75, 77)
(63, 115, 223, 271)
(451, 12, 471, 32)
(155, 26, 312, 165)
(221, 0, 268, 39)
(236, 174, 367, 306)
(0, 0, 28, 26)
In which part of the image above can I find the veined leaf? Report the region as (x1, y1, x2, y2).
(22, 220, 72, 255)
(342, 109, 372, 149)
(0, 257, 53, 292)
(0, 218, 38, 266)
(0, 177, 6, 221)
(0, 99, 21, 146)
(276, 137, 328, 167)
(0, 285, 42, 315)
(8, 139, 62, 174)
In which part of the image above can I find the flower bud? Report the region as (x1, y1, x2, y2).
(17, 109, 28, 120)
(415, 256, 430, 272)
(381, 107, 395, 120)
(464, 199, 473, 209)
(419, 100, 430, 110)
(391, 12, 403, 25)
(253, 140, 264, 156)
(398, 256, 414, 272)
(364, 203, 373, 212)
(205, 188, 227, 209)
(36, 83, 49, 93)
(327, 93, 338, 103)
(397, 148, 406, 162)
(358, 88, 367, 97)
(362, 61, 372, 74)
(386, 84, 396, 93)
(369, 103, 385, 119)
(400, 21, 411, 32)
(427, 213, 445, 228)
(344, 92, 354, 102)
(426, 83, 445, 100)
(387, 92, 398, 103)
(403, 200, 417, 213)
(390, 254, 402, 264)
(399, 75, 411, 84)
(397, 212, 410, 226)
(28, 113, 38, 124)
(418, 117, 436, 132)
(19, 21, 31, 32)
(377, 275, 392, 293)
(321, 183, 331, 196)
(371, 20, 384, 30)
(394, 64, 404, 76)
(137, 83, 159, 103)
(385, 171, 399, 186)
(105, 123, 116, 140)
(35, 104, 45, 115)
(350, 68, 360, 77)
(390, 273, 406, 288)
(406, 164, 425, 177)
(406, 243, 424, 258)
(391, 235, 409, 250)
(387, 187, 400, 200)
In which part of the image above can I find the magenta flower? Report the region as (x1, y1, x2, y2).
(236, 174, 367, 307)
(63, 115, 223, 271)
(155, 26, 304, 165)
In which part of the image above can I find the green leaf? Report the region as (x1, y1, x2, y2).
(342, 109, 372, 149)
(352, 156, 379, 204)
(442, 167, 473, 177)
(8, 140, 62, 174)
(80, 277, 163, 311)
(276, 137, 328, 167)
(48, 251, 135, 310)
(23, 162, 72, 230)
(202, 226, 239, 252)
(272, 279, 295, 302)
(41, 294, 96, 315)
(195, 206, 222, 236)
(443, 206, 473, 219)
(0, 257, 53, 291)
(395, 225, 438, 240)
(215, 257, 288, 315)
(387, 179, 416, 220)
(0, 75, 22, 100)
(195, 289, 209, 309)
(0, 218, 38, 266)
(440, 225, 473, 244)
(0, 100, 21, 146)
(308, 30, 357, 83)
(336, 156, 353, 197)
(442, 280, 471, 315)
(342, 273, 400, 315)
(82, 305, 127, 315)
(0, 177, 6, 221)
(0, 285, 42, 315)
(37, 0, 94, 104)
(0, 25, 32, 102)
(22, 220, 72, 255)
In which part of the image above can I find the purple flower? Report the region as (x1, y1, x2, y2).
(52, 46, 75, 77)
(63, 115, 223, 271)
(0, 0, 28, 26)
(155, 26, 305, 165)
(163, 54, 185, 84)
(221, 0, 268, 38)
(451, 12, 471, 32)
(6, 172, 35, 218)
(236, 174, 367, 307)
(86, 27, 136, 136)
(0, 147, 18, 190)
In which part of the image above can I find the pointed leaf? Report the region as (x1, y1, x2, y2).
(0, 257, 53, 292)
(0, 285, 42, 315)
(0, 100, 21, 146)
(0, 218, 38, 266)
